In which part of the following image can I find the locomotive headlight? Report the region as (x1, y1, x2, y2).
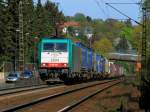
(64, 64, 67, 67)
(42, 63, 46, 66)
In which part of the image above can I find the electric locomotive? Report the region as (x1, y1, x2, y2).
(38, 38, 70, 82)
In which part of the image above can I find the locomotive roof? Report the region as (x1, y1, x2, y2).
(42, 37, 69, 39)
(40, 37, 104, 57)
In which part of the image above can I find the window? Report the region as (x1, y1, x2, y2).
(55, 43, 67, 52)
(43, 43, 67, 52)
(43, 43, 54, 51)
(8, 74, 17, 77)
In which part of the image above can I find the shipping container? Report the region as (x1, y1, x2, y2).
(72, 44, 82, 73)
(104, 58, 109, 74)
(75, 42, 88, 71)
(87, 49, 93, 71)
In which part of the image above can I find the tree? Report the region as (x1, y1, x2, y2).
(86, 16, 92, 22)
(120, 25, 133, 41)
(0, 0, 16, 65)
(74, 13, 86, 22)
(44, 1, 57, 36)
(33, 0, 65, 38)
(132, 25, 142, 53)
(0, 0, 66, 65)
(92, 37, 113, 57)
(125, 19, 132, 27)
(23, 0, 35, 63)
(115, 36, 129, 53)
(0, 0, 7, 64)
(33, 0, 44, 38)
(44, 1, 65, 36)
(144, 0, 150, 8)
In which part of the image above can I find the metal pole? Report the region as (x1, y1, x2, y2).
(25, 33, 29, 63)
(34, 40, 36, 64)
(141, 7, 147, 82)
(15, 30, 17, 72)
(90, 38, 91, 48)
(19, 0, 24, 71)
(139, 6, 149, 110)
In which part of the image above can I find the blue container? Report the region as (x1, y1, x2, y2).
(87, 49, 93, 71)
(94, 54, 105, 73)
(99, 56, 104, 73)
(75, 42, 88, 70)
(96, 54, 101, 73)
(100, 56, 104, 73)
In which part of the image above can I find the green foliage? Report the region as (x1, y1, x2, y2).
(92, 37, 113, 57)
(66, 14, 138, 55)
(0, 1, 144, 67)
(132, 25, 141, 51)
(115, 37, 129, 53)
(73, 13, 87, 22)
(0, 0, 16, 65)
(0, 1, 6, 64)
(143, 0, 150, 56)
(120, 27, 133, 40)
(0, 0, 65, 65)
(144, 0, 150, 8)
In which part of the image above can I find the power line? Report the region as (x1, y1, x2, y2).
(99, 0, 109, 18)
(103, 1, 110, 18)
(105, 3, 140, 5)
(93, 0, 108, 19)
(106, 3, 142, 25)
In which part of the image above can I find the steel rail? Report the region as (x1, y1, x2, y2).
(0, 83, 46, 91)
(1, 79, 121, 112)
(58, 80, 123, 112)
(0, 83, 63, 96)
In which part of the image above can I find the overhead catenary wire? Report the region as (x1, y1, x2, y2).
(105, 3, 140, 5)
(105, 3, 142, 25)
(99, 0, 110, 18)
(102, 0, 110, 18)
(93, 0, 108, 19)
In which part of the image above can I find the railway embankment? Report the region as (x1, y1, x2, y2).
(70, 76, 144, 112)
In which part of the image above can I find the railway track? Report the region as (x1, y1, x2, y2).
(0, 83, 64, 96)
(58, 80, 122, 112)
(0, 84, 47, 96)
(0, 83, 45, 91)
(1, 78, 124, 112)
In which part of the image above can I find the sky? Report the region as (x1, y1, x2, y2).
(35, 0, 141, 25)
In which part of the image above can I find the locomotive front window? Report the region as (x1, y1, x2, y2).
(43, 43, 54, 51)
(55, 43, 67, 52)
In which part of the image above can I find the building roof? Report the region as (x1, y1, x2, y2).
(61, 21, 80, 27)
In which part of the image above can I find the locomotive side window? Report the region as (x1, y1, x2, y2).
(55, 43, 67, 52)
(43, 43, 54, 51)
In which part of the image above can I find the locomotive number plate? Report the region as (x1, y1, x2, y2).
(51, 58, 59, 62)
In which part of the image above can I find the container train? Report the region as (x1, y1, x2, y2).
(38, 37, 124, 83)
